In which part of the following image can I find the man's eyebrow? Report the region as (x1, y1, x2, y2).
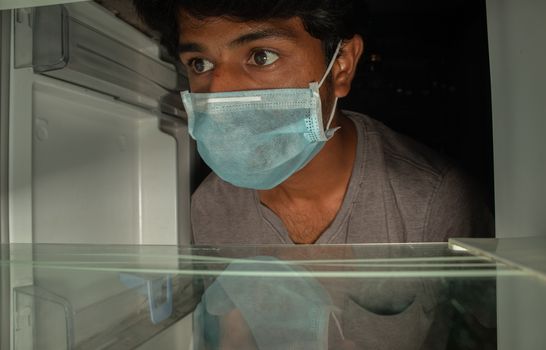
(178, 42, 206, 54)
(178, 28, 296, 54)
(229, 28, 297, 47)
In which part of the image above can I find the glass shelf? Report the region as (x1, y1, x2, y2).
(1, 242, 517, 275)
(2, 239, 546, 349)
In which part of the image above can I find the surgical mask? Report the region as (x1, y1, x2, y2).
(181, 41, 343, 190)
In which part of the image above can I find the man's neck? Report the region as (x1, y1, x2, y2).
(258, 112, 358, 242)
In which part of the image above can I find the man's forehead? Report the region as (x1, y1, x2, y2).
(177, 11, 307, 49)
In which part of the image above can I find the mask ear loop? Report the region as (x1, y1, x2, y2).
(325, 97, 339, 131)
(318, 41, 343, 131)
(319, 41, 343, 88)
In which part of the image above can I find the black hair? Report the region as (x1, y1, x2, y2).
(132, 0, 364, 62)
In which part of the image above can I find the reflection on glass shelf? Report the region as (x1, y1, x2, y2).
(2, 242, 545, 349)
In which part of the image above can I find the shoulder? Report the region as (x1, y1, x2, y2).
(346, 111, 493, 240)
(424, 165, 494, 240)
(347, 110, 453, 191)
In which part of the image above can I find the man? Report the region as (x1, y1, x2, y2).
(134, 0, 493, 245)
(133, 1, 495, 349)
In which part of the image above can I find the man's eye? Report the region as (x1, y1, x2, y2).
(249, 50, 279, 66)
(189, 58, 214, 74)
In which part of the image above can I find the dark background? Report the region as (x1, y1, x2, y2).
(342, 0, 494, 213)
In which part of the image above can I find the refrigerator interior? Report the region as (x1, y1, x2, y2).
(1, 0, 546, 349)
(4, 2, 194, 349)
(9, 2, 191, 245)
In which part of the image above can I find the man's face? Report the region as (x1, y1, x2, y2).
(177, 11, 331, 94)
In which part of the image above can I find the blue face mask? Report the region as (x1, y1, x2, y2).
(181, 42, 343, 190)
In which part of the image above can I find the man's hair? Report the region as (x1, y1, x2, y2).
(132, 0, 364, 62)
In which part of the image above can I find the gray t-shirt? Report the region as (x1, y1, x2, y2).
(191, 111, 495, 349)
(191, 111, 493, 244)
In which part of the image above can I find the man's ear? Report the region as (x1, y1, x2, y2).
(332, 35, 364, 98)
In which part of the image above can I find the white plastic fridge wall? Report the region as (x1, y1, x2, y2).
(10, 69, 180, 244)
(8, 3, 188, 245)
(7, 3, 193, 348)
(10, 66, 192, 350)
(486, 1, 546, 348)
(32, 76, 178, 244)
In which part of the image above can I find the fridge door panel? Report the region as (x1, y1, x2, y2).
(10, 244, 198, 350)
(5, 2, 193, 348)
(9, 66, 33, 243)
(9, 66, 180, 244)
(14, 271, 196, 350)
(31, 76, 178, 244)
(32, 2, 186, 118)
(9, 2, 191, 245)
(0, 1, 88, 11)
